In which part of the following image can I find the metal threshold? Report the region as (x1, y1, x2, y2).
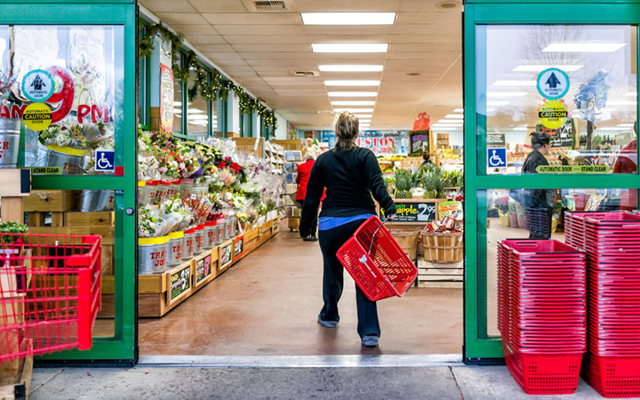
(137, 354, 463, 368)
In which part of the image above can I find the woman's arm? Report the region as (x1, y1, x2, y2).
(299, 160, 324, 237)
(364, 150, 396, 216)
(295, 165, 301, 184)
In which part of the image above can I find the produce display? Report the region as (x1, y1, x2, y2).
(137, 130, 284, 274)
(391, 166, 463, 200)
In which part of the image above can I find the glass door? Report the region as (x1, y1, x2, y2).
(464, 2, 640, 361)
(0, 1, 137, 362)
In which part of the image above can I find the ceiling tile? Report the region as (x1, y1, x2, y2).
(232, 44, 311, 53)
(188, 0, 249, 13)
(155, 12, 208, 25)
(215, 59, 250, 67)
(216, 24, 306, 36)
(198, 44, 236, 53)
(295, 0, 399, 12)
(203, 13, 301, 25)
(243, 52, 314, 60)
(391, 34, 460, 44)
(169, 24, 218, 35)
(397, 12, 460, 24)
(394, 24, 460, 35)
(224, 35, 310, 45)
(185, 35, 227, 45)
(139, 0, 197, 12)
(205, 52, 245, 61)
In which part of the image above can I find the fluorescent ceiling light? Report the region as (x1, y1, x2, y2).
(333, 108, 374, 113)
(437, 120, 463, 124)
(513, 127, 528, 131)
(188, 115, 208, 120)
(493, 80, 536, 86)
(328, 91, 378, 97)
(513, 65, 584, 72)
(619, 124, 635, 127)
(173, 108, 181, 113)
(624, 92, 638, 97)
(319, 65, 384, 72)
(360, 119, 371, 122)
(607, 100, 637, 106)
(173, 101, 182, 106)
(325, 80, 380, 87)
(453, 108, 464, 113)
(543, 43, 627, 53)
(445, 114, 464, 119)
(433, 123, 463, 127)
(187, 109, 204, 114)
(354, 114, 372, 118)
(431, 126, 459, 130)
(487, 92, 528, 97)
(302, 12, 396, 25)
(312, 44, 388, 53)
(487, 101, 510, 106)
(331, 101, 376, 106)
(486, 109, 496, 113)
(599, 127, 626, 131)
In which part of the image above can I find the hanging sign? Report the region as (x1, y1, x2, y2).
(487, 133, 506, 147)
(538, 100, 568, 129)
(21, 69, 54, 102)
(381, 201, 437, 223)
(536, 165, 610, 174)
(356, 136, 396, 155)
(159, 63, 174, 134)
(537, 68, 570, 100)
(22, 103, 52, 131)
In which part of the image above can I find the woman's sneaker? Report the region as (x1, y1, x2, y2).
(361, 335, 379, 347)
(317, 316, 339, 328)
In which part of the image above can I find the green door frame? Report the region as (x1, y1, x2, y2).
(463, 0, 640, 362)
(0, 1, 137, 363)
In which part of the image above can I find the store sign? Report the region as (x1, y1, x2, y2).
(538, 100, 568, 129)
(160, 63, 174, 134)
(234, 236, 245, 260)
(536, 165, 611, 174)
(219, 240, 234, 270)
(169, 264, 191, 303)
(30, 167, 61, 175)
(381, 201, 437, 223)
(487, 148, 507, 168)
(356, 136, 396, 155)
(21, 69, 54, 102)
(537, 68, 570, 100)
(438, 201, 463, 219)
(487, 133, 506, 147)
(195, 254, 212, 285)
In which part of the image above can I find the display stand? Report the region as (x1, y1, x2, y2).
(138, 217, 280, 318)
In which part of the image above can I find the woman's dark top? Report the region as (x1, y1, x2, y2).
(521, 148, 554, 208)
(299, 146, 396, 236)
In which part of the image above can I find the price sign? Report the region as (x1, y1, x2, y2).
(234, 235, 245, 260)
(195, 254, 212, 286)
(168, 264, 191, 303)
(382, 201, 437, 223)
(219, 241, 234, 270)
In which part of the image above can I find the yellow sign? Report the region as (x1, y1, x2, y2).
(23, 102, 52, 131)
(536, 165, 611, 174)
(538, 100, 568, 129)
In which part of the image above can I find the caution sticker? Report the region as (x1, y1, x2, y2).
(23, 103, 52, 131)
(538, 100, 568, 129)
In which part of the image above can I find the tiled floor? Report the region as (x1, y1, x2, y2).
(139, 230, 463, 356)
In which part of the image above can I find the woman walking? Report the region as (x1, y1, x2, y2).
(296, 151, 318, 241)
(300, 111, 396, 348)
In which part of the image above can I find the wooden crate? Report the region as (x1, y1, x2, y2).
(0, 340, 33, 400)
(231, 137, 264, 157)
(22, 190, 76, 212)
(416, 259, 463, 289)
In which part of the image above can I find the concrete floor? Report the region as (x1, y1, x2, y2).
(29, 365, 614, 400)
(139, 230, 463, 356)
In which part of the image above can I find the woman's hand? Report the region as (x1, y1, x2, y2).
(387, 214, 395, 221)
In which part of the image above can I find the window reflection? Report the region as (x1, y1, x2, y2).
(186, 69, 209, 139)
(477, 25, 638, 175)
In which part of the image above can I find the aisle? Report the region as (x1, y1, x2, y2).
(139, 230, 463, 356)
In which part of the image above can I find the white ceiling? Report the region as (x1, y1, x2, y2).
(140, 0, 463, 131)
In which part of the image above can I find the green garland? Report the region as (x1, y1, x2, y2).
(139, 26, 278, 132)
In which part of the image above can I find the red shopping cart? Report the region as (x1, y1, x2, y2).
(336, 216, 418, 301)
(0, 233, 102, 362)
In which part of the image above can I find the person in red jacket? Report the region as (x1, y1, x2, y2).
(296, 152, 318, 241)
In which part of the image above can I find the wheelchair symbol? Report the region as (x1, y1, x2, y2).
(95, 151, 115, 172)
(487, 149, 506, 168)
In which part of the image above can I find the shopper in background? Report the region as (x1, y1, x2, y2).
(300, 111, 396, 348)
(296, 151, 318, 241)
(521, 132, 554, 239)
(421, 153, 431, 167)
(613, 121, 638, 210)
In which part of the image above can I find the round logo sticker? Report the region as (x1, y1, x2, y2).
(23, 103, 52, 132)
(538, 100, 568, 129)
(21, 69, 55, 102)
(537, 68, 570, 100)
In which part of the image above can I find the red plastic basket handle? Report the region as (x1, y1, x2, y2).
(367, 215, 392, 255)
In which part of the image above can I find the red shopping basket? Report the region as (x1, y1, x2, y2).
(336, 216, 418, 301)
(0, 233, 102, 362)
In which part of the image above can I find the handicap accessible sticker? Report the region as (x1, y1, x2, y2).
(537, 68, 570, 100)
(538, 100, 568, 129)
(487, 147, 507, 168)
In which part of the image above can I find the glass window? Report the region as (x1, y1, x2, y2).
(478, 187, 637, 338)
(172, 55, 183, 135)
(137, 26, 148, 127)
(1, 25, 123, 176)
(186, 68, 209, 139)
(477, 25, 638, 175)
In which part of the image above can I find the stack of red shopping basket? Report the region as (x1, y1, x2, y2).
(580, 212, 640, 398)
(498, 239, 587, 395)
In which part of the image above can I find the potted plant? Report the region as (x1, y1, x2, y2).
(551, 200, 563, 234)
(0, 221, 28, 293)
(516, 202, 526, 229)
(496, 196, 510, 227)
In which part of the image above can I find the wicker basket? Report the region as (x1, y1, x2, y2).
(391, 230, 420, 261)
(421, 231, 463, 263)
